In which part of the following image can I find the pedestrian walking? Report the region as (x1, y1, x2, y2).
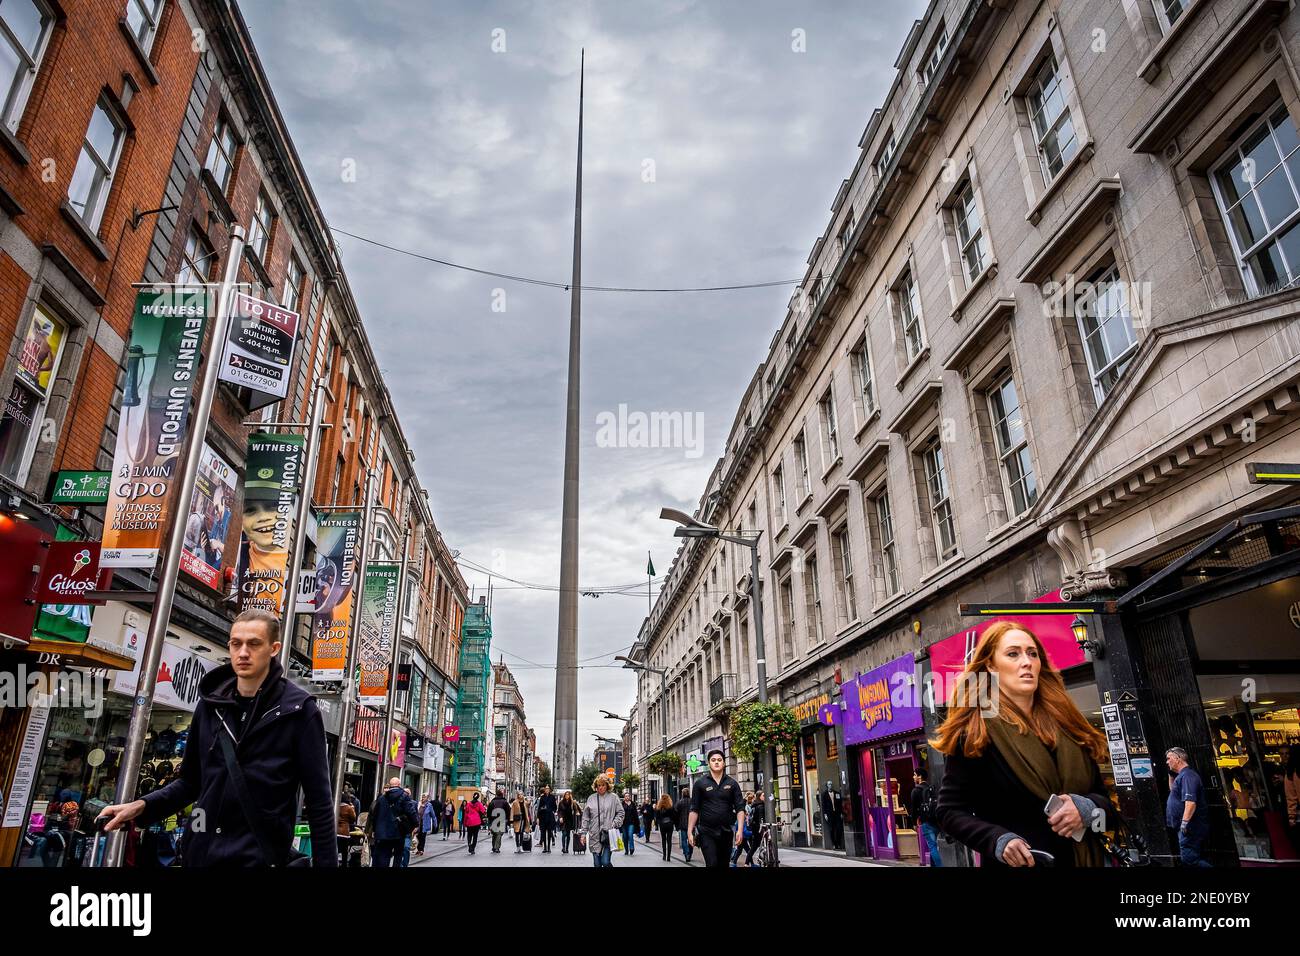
(688, 749, 746, 869)
(908, 768, 942, 866)
(730, 792, 755, 866)
(457, 798, 466, 838)
(511, 790, 533, 852)
(417, 793, 433, 857)
(343, 782, 361, 821)
(584, 775, 623, 867)
(463, 792, 486, 854)
(745, 791, 765, 866)
(655, 794, 675, 862)
(441, 797, 455, 839)
(558, 790, 577, 853)
(486, 787, 511, 853)
(676, 787, 693, 862)
(97, 609, 337, 867)
(365, 777, 419, 868)
(1165, 747, 1213, 867)
(620, 791, 639, 855)
(336, 798, 357, 867)
(932, 621, 1117, 867)
(640, 798, 654, 843)
(572, 800, 585, 856)
(537, 785, 558, 853)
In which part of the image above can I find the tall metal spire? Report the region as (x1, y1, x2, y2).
(553, 50, 583, 787)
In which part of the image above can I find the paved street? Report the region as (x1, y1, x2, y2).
(410, 833, 883, 868)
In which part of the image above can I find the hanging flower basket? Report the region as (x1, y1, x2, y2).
(730, 701, 800, 760)
(648, 751, 683, 776)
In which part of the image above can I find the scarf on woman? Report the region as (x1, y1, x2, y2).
(985, 715, 1107, 867)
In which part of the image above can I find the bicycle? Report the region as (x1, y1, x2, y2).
(750, 822, 779, 868)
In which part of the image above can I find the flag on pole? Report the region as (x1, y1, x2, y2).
(647, 552, 655, 577)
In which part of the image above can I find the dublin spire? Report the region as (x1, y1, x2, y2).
(553, 51, 583, 787)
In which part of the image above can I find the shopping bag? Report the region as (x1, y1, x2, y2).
(608, 828, 623, 852)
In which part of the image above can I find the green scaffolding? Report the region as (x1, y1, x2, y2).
(453, 600, 492, 789)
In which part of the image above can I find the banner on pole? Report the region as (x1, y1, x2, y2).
(101, 291, 210, 568)
(309, 511, 361, 681)
(235, 433, 304, 614)
(179, 443, 237, 590)
(218, 292, 300, 399)
(357, 562, 399, 706)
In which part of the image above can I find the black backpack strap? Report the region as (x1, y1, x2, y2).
(216, 716, 283, 867)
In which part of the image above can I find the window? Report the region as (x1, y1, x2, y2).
(0, 0, 53, 133)
(248, 190, 273, 262)
(922, 437, 958, 560)
(819, 387, 840, 464)
(332, 453, 344, 496)
(1210, 103, 1300, 298)
(988, 373, 1038, 517)
(1152, 0, 1190, 33)
(851, 340, 875, 417)
(876, 127, 897, 178)
(834, 527, 857, 624)
(0, 306, 67, 483)
(1026, 53, 1078, 183)
(205, 113, 238, 194)
(838, 212, 855, 257)
(954, 181, 988, 282)
(282, 255, 304, 312)
(803, 557, 825, 647)
(177, 226, 213, 285)
(67, 99, 125, 232)
(793, 431, 811, 498)
(921, 20, 949, 86)
(772, 465, 786, 524)
(408, 666, 423, 727)
(1074, 265, 1139, 400)
(895, 270, 924, 361)
(779, 578, 796, 663)
(125, 0, 165, 55)
(872, 490, 901, 598)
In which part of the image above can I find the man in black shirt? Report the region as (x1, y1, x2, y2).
(688, 749, 746, 869)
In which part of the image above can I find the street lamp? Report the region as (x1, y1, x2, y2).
(658, 506, 779, 864)
(1071, 615, 1104, 657)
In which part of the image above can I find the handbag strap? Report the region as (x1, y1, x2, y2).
(216, 716, 283, 867)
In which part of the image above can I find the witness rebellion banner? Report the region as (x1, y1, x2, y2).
(310, 511, 362, 681)
(101, 291, 210, 568)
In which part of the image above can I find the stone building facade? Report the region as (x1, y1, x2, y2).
(631, 0, 1300, 866)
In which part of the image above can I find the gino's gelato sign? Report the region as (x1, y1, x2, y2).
(841, 655, 924, 746)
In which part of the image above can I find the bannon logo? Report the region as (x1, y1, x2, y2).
(49, 887, 151, 936)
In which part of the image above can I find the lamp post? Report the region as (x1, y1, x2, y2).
(658, 506, 779, 865)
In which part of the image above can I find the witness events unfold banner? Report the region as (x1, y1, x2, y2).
(235, 433, 305, 614)
(357, 563, 399, 706)
(310, 511, 362, 681)
(101, 291, 209, 568)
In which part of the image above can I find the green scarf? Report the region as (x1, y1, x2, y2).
(985, 716, 1107, 867)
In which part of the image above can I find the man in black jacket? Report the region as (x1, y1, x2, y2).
(908, 768, 942, 866)
(366, 778, 419, 867)
(98, 609, 337, 867)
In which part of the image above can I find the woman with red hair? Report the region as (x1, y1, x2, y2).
(932, 621, 1115, 867)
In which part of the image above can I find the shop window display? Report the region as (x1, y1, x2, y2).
(1199, 677, 1300, 862)
(16, 703, 194, 867)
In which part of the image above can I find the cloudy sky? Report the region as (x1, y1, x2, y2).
(241, 0, 926, 767)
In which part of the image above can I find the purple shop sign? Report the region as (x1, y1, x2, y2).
(840, 655, 923, 746)
(817, 702, 838, 726)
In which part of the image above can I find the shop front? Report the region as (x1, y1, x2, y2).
(1113, 508, 1300, 866)
(9, 614, 220, 868)
(347, 706, 384, 810)
(842, 655, 926, 862)
(787, 682, 844, 851)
